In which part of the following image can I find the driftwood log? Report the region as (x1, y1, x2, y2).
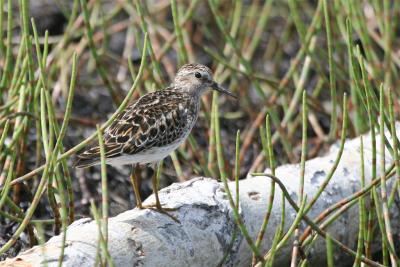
(1, 127, 399, 267)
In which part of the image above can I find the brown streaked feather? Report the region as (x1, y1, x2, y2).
(73, 88, 197, 168)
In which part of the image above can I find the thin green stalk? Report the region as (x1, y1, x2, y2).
(265, 225, 282, 267)
(388, 90, 400, 201)
(171, 0, 188, 64)
(97, 124, 109, 254)
(1, 209, 54, 224)
(208, 0, 271, 102)
(263, 197, 307, 264)
(346, 18, 365, 134)
(305, 93, 348, 213)
(80, 0, 121, 105)
(378, 85, 397, 265)
(42, 31, 49, 68)
(155, 0, 200, 62)
(302, 190, 380, 252)
(252, 173, 385, 267)
(170, 151, 183, 179)
(353, 136, 366, 267)
(43, 52, 78, 225)
(20, 0, 34, 83)
(323, 0, 337, 140)
(299, 91, 308, 203)
(0, 84, 27, 211)
(0, 120, 10, 154)
(207, 0, 292, 141)
(8, 34, 148, 188)
(383, 0, 393, 88)
(234, 130, 240, 208)
(34, 222, 48, 267)
(9, 37, 26, 96)
(288, 0, 307, 43)
(245, 0, 274, 60)
(134, 0, 164, 85)
(31, 19, 48, 90)
(0, 136, 53, 253)
(46, 52, 78, 231)
(281, 38, 315, 129)
(0, 155, 16, 211)
(214, 91, 227, 180)
(0, 0, 4, 57)
(207, 94, 217, 177)
(90, 200, 115, 267)
(357, 44, 377, 259)
(40, 88, 50, 158)
(58, 52, 79, 222)
(326, 234, 334, 267)
(0, 0, 13, 90)
(290, 91, 308, 266)
(214, 90, 265, 264)
(187, 135, 211, 177)
(253, 115, 276, 263)
(0, 53, 77, 253)
(41, 88, 61, 234)
(54, 167, 68, 267)
(371, 188, 390, 265)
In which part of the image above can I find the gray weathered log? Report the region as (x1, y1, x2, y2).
(1, 127, 399, 266)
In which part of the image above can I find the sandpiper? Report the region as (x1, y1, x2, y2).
(74, 63, 236, 220)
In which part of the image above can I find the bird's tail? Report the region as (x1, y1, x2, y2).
(73, 143, 123, 168)
(73, 146, 101, 168)
(73, 157, 100, 168)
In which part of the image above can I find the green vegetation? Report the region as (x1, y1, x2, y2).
(0, 0, 399, 266)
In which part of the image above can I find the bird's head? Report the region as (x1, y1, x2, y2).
(172, 63, 236, 98)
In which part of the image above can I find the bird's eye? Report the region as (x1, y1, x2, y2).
(195, 72, 202, 79)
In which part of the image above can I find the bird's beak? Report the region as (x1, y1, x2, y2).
(211, 81, 237, 99)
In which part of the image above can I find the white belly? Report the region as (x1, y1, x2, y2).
(105, 137, 185, 166)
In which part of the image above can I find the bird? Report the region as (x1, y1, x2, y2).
(73, 63, 236, 221)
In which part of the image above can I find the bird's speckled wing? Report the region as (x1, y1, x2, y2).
(74, 89, 194, 168)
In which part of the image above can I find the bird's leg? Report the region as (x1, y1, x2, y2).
(142, 163, 179, 223)
(151, 165, 162, 210)
(130, 164, 143, 209)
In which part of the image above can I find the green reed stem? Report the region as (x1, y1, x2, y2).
(90, 200, 115, 267)
(289, 91, 308, 265)
(214, 91, 227, 180)
(0, 0, 13, 90)
(214, 90, 265, 264)
(134, 0, 164, 85)
(20, 0, 34, 83)
(304, 93, 347, 213)
(388, 90, 400, 201)
(8, 34, 148, 188)
(251, 173, 384, 267)
(0, 0, 4, 57)
(97, 124, 109, 250)
(171, 0, 188, 65)
(263, 197, 307, 264)
(253, 115, 276, 263)
(378, 85, 397, 265)
(353, 136, 366, 267)
(323, 0, 337, 141)
(326, 234, 334, 267)
(80, 0, 121, 105)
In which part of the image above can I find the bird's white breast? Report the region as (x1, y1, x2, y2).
(105, 134, 189, 166)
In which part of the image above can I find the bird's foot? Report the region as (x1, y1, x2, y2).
(137, 203, 180, 223)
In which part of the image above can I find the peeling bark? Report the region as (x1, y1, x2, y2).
(1, 127, 399, 267)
